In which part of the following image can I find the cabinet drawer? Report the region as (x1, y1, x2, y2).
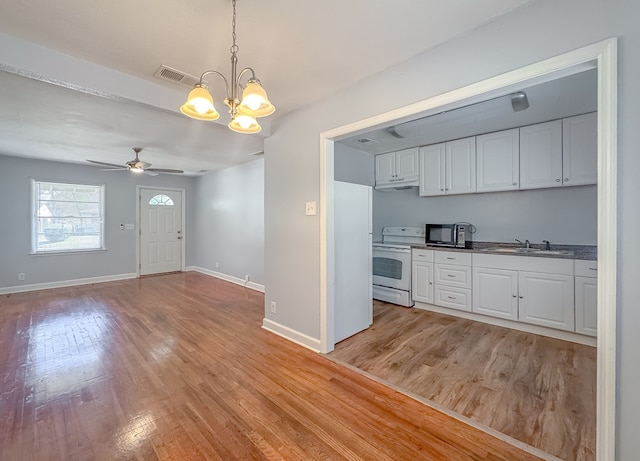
(435, 263, 472, 288)
(412, 248, 434, 262)
(575, 259, 598, 278)
(435, 251, 472, 266)
(435, 286, 472, 311)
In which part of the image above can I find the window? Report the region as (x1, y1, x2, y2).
(148, 194, 174, 206)
(32, 180, 105, 254)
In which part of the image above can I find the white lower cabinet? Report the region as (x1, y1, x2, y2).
(518, 271, 575, 331)
(433, 251, 472, 312)
(575, 259, 598, 337)
(472, 267, 518, 320)
(416, 251, 595, 337)
(472, 253, 576, 333)
(412, 249, 434, 304)
(434, 285, 472, 311)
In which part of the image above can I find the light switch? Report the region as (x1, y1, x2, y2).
(124, 223, 135, 230)
(305, 201, 317, 216)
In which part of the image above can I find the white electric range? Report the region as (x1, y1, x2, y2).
(372, 226, 425, 307)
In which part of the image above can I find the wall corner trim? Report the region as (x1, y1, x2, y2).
(261, 318, 322, 352)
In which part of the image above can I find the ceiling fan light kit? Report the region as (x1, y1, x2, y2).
(180, 0, 275, 134)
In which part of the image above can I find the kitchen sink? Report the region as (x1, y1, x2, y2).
(483, 247, 574, 256)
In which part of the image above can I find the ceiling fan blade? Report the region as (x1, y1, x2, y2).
(87, 159, 126, 168)
(146, 168, 184, 174)
(143, 171, 159, 177)
(99, 168, 129, 171)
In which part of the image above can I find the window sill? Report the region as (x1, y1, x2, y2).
(30, 248, 107, 256)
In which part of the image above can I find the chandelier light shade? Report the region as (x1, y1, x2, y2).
(180, 0, 275, 133)
(180, 85, 220, 121)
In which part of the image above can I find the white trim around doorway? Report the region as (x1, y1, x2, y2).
(136, 185, 187, 277)
(319, 38, 617, 461)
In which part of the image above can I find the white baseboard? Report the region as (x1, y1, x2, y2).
(262, 318, 322, 352)
(414, 301, 597, 347)
(187, 266, 265, 293)
(0, 273, 138, 295)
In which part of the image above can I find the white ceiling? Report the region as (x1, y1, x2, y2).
(338, 68, 598, 155)
(0, 0, 534, 174)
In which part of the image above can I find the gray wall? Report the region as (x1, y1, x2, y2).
(192, 158, 264, 285)
(0, 154, 196, 289)
(334, 144, 375, 186)
(263, 0, 640, 457)
(373, 185, 597, 245)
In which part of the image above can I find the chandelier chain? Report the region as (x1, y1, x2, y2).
(230, 0, 239, 55)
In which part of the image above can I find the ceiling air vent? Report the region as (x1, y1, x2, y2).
(356, 138, 377, 144)
(154, 65, 200, 88)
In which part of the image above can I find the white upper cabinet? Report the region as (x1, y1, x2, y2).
(563, 112, 597, 186)
(395, 148, 420, 180)
(476, 128, 520, 192)
(375, 152, 395, 185)
(419, 137, 476, 196)
(418, 143, 446, 196)
(520, 120, 563, 189)
(375, 147, 419, 188)
(520, 113, 597, 190)
(446, 137, 477, 195)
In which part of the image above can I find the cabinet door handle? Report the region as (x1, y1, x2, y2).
(589, 267, 598, 271)
(519, 296, 524, 299)
(512, 295, 517, 298)
(447, 296, 456, 300)
(564, 178, 569, 182)
(512, 182, 517, 186)
(429, 282, 433, 285)
(446, 257, 455, 260)
(556, 178, 561, 182)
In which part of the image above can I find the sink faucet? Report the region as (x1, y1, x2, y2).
(514, 238, 531, 249)
(543, 240, 551, 251)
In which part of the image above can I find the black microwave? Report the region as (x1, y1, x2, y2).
(425, 224, 472, 248)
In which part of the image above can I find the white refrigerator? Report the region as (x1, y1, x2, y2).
(334, 181, 373, 344)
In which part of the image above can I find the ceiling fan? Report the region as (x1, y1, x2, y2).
(87, 147, 184, 175)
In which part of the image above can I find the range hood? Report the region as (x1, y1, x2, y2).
(374, 178, 419, 190)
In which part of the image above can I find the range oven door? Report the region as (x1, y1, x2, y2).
(372, 246, 411, 291)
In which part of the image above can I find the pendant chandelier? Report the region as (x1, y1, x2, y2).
(180, 0, 275, 133)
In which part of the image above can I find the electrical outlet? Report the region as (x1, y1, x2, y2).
(18, 273, 26, 281)
(305, 201, 317, 216)
(215, 261, 219, 268)
(270, 301, 277, 313)
(245, 275, 250, 282)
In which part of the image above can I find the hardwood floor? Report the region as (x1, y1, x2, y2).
(329, 301, 596, 461)
(0, 272, 546, 460)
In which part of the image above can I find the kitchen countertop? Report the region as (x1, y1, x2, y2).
(411, 241, 597, 261)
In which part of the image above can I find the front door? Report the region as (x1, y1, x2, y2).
(139, 188, 183, 276)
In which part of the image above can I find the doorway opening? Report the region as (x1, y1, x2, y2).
(320, 39, 617, 460)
